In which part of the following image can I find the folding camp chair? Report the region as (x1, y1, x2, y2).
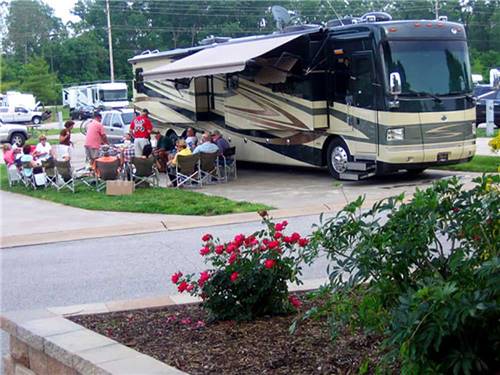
(20, 161, 37, 189)
(130, 157, 159, 188)
(42, 158, 58, 189)
(7, 165, 22, 187)
(173, 154, 201, 188)
(55, 160, 75, 192)
(95, 159, 121, 192)
(199, 152, 222, 185)
(221, 147, 237, 181)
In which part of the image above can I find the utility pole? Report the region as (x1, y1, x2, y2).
(435, 0, 439, 20)
(105, 0, 115, 82)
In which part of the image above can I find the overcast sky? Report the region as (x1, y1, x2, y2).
(44, 0, 80, 23)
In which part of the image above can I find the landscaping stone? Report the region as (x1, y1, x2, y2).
(10, 336, 30, 367)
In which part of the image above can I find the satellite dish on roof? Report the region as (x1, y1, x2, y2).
(271, 5, 291, 31)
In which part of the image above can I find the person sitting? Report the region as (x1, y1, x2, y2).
(139, 144, 153, 159)
(168, 139, 192, 168)
(151, 130, 173, 172)
(120, 133, 135, 165)
(20, 144, 42, 178)
(193, 133, 219, 154)
(2, 144, 15, 167)
(33, 135, 53, 161)
(98, 143, 120, 158)
(185, 127, 198, 151)
(211, 130, 230, 155)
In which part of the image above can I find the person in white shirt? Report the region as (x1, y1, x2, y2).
(192, 133, 220, 154)
(185, 127, 198, 151)
(34, 135, 53, 161)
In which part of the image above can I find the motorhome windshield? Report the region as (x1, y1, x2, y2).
(99, 89, 128, 102)
(384, 40, 472, 96)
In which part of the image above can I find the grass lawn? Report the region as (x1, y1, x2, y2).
(45, 106, 70, 122)
(434, 155, 499, 173)
(476, 127, 499, 138)
(0, 165, 270, 216)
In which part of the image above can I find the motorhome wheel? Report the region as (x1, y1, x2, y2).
(327, 139, 350, 179)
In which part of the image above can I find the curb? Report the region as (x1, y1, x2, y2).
(1, 278, 327, 375)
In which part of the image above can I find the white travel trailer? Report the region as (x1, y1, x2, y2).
(129, 13, 476, 180)
(62, 82, 129, 111)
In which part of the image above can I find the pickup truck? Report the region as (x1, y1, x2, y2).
(0, 106, 51, 125)
(0, 119, 30, 146)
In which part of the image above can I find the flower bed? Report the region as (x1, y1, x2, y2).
(70, 295, 384, 374)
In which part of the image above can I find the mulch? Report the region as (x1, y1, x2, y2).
(70, 296, 385, 374)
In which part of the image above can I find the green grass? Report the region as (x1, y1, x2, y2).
(434, 155, 500, 173)
(0, 165, 270, 216)
(476, 128, 499, 138)
(44, 106, 70, 122)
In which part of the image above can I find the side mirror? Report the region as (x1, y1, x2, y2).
(389, 72, 402, 95)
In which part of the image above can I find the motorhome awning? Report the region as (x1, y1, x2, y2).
(143, 33, 306, 81)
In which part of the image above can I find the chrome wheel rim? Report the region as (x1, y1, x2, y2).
(11, 135, 23, 146)
(332, 146, 348, 174)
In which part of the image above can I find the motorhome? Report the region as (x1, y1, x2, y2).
(62, 82, 129, 112)
(129, 13, 475, 180)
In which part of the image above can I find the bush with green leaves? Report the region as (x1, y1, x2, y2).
(298, 175, 499, 373)
(171, 212, 308, 321)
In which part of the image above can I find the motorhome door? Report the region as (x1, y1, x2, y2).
(348, 51, 377, 155)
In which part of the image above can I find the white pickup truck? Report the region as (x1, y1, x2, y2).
(0, 105, 51, 125)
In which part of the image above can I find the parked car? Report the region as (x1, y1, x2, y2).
(70, 105, 94, 120)
(473, 85, 500, 127)
(101, 108, 136, 142)
(0, 119, 30, 146)
(0, 105, 51, 125)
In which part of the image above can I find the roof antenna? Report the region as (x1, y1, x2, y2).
(326, 0, 344, 26)
(271, 5, 291, 31)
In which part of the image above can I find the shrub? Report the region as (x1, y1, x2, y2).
(171, 212, 308, 321)
(298, 175, 500, 373)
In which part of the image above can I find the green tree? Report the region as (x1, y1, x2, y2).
(20, 57, 60, 104)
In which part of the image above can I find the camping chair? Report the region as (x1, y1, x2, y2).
(55, 160, 75, 192)
(20, 161, 37, 189)
(95, 159, 121, 192)
(130, 157, 159, 188)
(7, 165, 22, 187)
(199, 152, 222, 185)
(42, 158, 58, 189)
(221, 147, 237, 181)
(173, 154, 201, 188)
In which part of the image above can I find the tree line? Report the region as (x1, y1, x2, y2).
(1, 0, 499, 104)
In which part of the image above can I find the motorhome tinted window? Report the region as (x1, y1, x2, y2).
(385, 40, 472, 95)
(99, 90, 128, 101)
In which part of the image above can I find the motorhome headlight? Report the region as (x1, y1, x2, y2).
(472, 122, 476, 136)
(386, 128, 404, 141)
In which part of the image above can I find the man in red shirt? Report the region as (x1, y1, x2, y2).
(130, 108, 153, 156)
(85, 113, 108, 162)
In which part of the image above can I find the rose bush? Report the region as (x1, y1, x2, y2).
(171, 212, 308, 321)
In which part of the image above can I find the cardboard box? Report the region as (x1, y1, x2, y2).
(106, 180, 134, 195)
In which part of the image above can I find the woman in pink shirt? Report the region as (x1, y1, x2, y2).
(2, 144, 15, 166)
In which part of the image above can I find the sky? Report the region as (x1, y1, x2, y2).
(44, 0, 80, 23)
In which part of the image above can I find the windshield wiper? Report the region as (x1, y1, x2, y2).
(401, 90, 442, 103)
(443, 91, 475, 102)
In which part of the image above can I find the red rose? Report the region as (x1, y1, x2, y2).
(198, 271, 210, 287)
(178, 281, 189, 293)
(274, 232, 283, 239)
(263, 238, 270, 245)
(228, 252, 238, 265)
(264, 259, 276, 269)
(202, 233, 213, 242)
(289, 295, 302, 308)
(268, 240, 279, 249)
(298, 238, 309, 247)
(226, 244, 237, 253)
(171, 272, 183, 284)
(274, 223, 284, 231)
(186, 283, 195, 292)
(234, 234, 245, 244)
(215, 245, 224, 254)
(230, 272, 239, 282)
(290, 232, 301, 242)
(452, 207, 460, 213)
(199, 246, 211, 256)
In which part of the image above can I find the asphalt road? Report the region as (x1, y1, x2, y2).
(1, 214, 329, 313)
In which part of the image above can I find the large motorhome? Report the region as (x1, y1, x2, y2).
(62, 82, 129, 112)
(129, 14, 475, 180)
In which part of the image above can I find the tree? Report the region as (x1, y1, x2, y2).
(20, 57, 60, 104)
